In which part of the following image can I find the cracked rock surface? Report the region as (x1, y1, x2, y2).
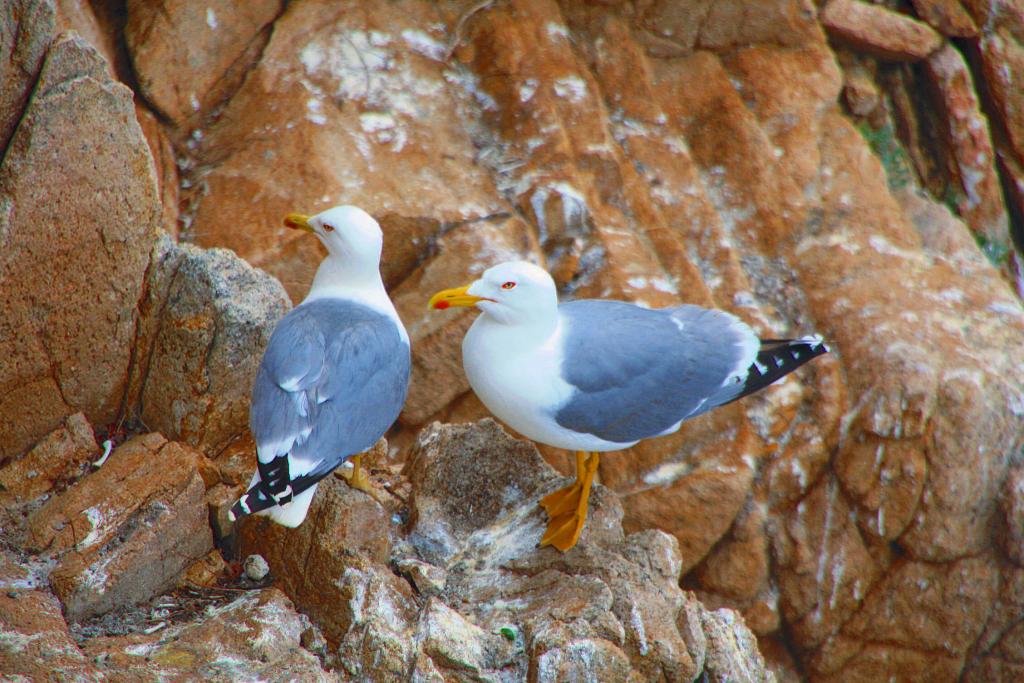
(2, 1, 1024, 681)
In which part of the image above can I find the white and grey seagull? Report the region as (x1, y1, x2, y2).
(229, 206, 410, 527)
(430, 260, 827, 551)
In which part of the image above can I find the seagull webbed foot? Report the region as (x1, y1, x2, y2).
(340, 454, 389, 505)
(538, 451, 599, 552)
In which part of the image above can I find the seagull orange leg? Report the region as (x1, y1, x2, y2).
(540, 451, 586, 517)
(539, 452, 599, 551)
(341, 454, 387, 504)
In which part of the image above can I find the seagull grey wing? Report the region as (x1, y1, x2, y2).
(249, 303, 329, 464)
(554, 301, 757, 443)
(286, 303, 411, 482)
(242, 300, 409, 511)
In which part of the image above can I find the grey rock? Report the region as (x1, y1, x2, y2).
(133, 237, 291, 454)
(244, 553, 270, 581)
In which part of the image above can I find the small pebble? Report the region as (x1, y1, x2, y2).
(243, 554, 270, 581)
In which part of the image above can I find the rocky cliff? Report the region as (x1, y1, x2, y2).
(2, 1, 1024, 681)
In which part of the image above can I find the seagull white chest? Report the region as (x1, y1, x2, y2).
(462, 316, 620, 451)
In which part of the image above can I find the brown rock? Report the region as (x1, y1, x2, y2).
(404, 419, 766, 681)
(132, 238, 291, 454)
(237, 472, 406, 644)
(181, 0, 509, 303)
(179, 549, 228, 588)
(135, 105, 181, 238)
(79, 588, 336, 681)
(634, 0, 819, 55)
(775, 475, 881, 650)
(125, 0, 283, 127)
(331, 555, 421, 679)
(820, 0, 944, 60)
(693, 502, 770, 606)
(834, 435, 926, 541)
(0, 589, 98, 679)
(957, 0, 1018, 26)
(1000, 465, 1024, 566)
(924, 43, 1009, 250)
(841, 62, 882, 118)
(0, 0, 54, 152)
(55, 0, 120, 70)
(0, 33, 159, 459)
(700, 606, 774, 682)
(50, 470, 210, 622)
(976, 12, 1024, 166)
(0, 411, 97, 503)
(405, 419, 567, 562)
(842, 555, 997, 659)
(909, 0, 979, 37)
(961, 566, 1024, 682)
(23, 434, 212, 620)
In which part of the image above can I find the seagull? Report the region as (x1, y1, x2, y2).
(429, 260, 827, 551)
(229, 206, 410, 527)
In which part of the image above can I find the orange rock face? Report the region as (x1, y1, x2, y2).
(2, 0, 1024, 680)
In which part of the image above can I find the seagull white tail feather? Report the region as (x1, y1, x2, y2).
(256, 484, 318, 527)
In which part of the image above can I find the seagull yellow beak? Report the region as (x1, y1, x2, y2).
(284, 213, 315, 233)
(429, 285, 489, 310)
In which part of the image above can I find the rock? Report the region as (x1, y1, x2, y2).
(25, 434, 212, 621)
(839, 555, 997, 666)
(55, 0, 121, 71)
(820, 0, 944, 60)
(405, 418, 567, 563)
(0, 589, 99, 679)
(908, 0, 978, 37)
(961, 566, 1024, 682)
(633, 0, 819, 55)
(236, 468, 406, 645)
(5, 1, 1024, 680)
(125, 0, 283, 128)
(700, 607, 774, 682)
(179, 0, 511, 303)
(0, 0, 55, 152)
(0, 33, 160, 460)
(131, 237, 291, 454)
(395, 557, 447, 597)
(0, 412, 97, 503)
(135, 104, 181, 238)
(243, 554, 269, 581)
(78, 588, 337, 681)
(401, 419, 756, 682)
(924, 44, 1010, 252)
(179, 549, 228, 588)
(840, 61, 882, 118)
(234, 418, 773, 680)
(1000, 465, 1024, 566)
(976, 10, 1024, 169)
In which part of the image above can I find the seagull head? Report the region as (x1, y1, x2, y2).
(284, 205, 383, 269)
(429, 260, 558, 325)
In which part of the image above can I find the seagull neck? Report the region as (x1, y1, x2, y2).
(477, 311, 560, 350)
(303, 255, 386, 304)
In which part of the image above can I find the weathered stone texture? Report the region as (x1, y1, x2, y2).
(1, 0, 1023, 680)
(0, 32, 159, 460)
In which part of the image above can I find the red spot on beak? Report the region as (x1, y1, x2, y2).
(434, 301, 450, 310)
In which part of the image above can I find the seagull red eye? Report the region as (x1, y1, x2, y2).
(322, 223, 335, 233)
(501, 281, 516, 290)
